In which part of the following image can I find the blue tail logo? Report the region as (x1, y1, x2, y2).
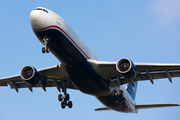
(126, 82, 138, 100)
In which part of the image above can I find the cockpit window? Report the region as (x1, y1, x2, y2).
(43, 9, 48, 13)
(34, 8, 49, 13)
(37, 8, 42, 10)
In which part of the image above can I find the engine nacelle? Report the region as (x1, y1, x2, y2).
(20, 65, 40, 86)
(116, 58, 137, 80)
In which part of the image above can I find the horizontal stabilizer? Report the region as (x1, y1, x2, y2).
(136, 103, 180, 109)
(95, 107, 110, 111)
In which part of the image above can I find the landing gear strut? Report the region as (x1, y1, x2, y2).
(58, 81, 73, 109)
(42, 37, 50, 53)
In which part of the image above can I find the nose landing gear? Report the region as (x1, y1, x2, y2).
(42, 37, 50, 53)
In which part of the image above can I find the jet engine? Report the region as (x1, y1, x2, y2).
(20, 65, 40, 86)
(116, 58, 137, 79)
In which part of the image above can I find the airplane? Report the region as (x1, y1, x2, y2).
(0, 7, 180, 113)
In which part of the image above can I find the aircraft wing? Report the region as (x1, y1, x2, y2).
(88, 60, 180, 85)
(0, 64, 77, 92)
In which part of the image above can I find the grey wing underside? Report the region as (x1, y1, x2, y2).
(88, 60, 180, 85)
(0, 64, 77, 92)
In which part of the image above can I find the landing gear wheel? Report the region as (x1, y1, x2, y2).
(61, 101, 66, 109)
(42, 47, 45, 53)
(65, 94, 70, 101)
(42, 47, 49, 53)
(46, 48, 49, 53)
(58, 94, 63, 101)
(68, 101, 73, 108)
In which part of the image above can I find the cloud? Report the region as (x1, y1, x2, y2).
(150, 0, 180, 23)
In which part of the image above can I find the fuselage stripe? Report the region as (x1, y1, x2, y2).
(33, 25, 90, 59)
(126, 99, 131, 112)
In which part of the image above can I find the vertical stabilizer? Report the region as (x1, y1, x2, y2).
(126, 81, 138, 100)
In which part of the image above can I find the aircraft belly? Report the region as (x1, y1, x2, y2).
(65, 61, 110, 96)
(34, 29, 110, 96)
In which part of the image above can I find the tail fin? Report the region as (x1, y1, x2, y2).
(126, 81, 138, 100)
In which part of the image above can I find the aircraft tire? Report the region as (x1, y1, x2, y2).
(58, 94, 63, 101)
(61, 101, 66, 109)
(68, 101, 73, 108)
(42, 47, 45, 53)
(65, 94, 70, 101)
(46, 49, 49, 53)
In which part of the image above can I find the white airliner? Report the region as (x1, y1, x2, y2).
(0, 7, 180, 113)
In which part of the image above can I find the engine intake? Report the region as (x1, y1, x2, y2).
(20, 65, 40, 86)
(116, 58, 137, 79)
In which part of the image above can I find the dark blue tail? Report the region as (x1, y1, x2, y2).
(126, 81, 138, 100)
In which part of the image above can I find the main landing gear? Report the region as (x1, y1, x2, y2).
(58, 94, 73, 109)
(58, 81, 73, 109)
(42, 37, 50, 53)
(112, 89, 125, 105)
(112, 77, 125, 105)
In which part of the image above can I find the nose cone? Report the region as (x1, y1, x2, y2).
(30, 10, 38, 22)
(30, 10, 43, 30)
(30, 8, 55, 31)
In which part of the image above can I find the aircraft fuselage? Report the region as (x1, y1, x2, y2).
(30, 7, 136, 113)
